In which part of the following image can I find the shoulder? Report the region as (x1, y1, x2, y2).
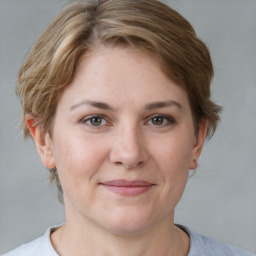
(179, 225, 256, 256)
(2, 236, 45, 256)
(2, 227, 59, 256)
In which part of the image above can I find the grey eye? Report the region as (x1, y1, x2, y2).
(147, 115, 175, 127)
(151, 116, 165, 125)
(89, 116, 104, 126)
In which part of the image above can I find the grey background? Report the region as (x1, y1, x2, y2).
(0, 0, 255, 254)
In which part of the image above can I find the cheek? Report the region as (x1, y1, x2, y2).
(153, 132, 194, 173)
(145, 132, 194, 212)
(52, 133, 109, 188)
(151, 130, 194, 193)
(52, 134, 110, 208)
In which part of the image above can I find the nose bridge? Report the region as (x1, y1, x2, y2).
(122, 124, 142, 154)
(110, 122, 148, 168)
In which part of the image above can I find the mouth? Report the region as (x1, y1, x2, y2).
(100, 180, 155, 196)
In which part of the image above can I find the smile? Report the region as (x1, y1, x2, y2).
(100, 180, 155, 196)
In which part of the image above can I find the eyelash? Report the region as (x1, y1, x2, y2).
(145, 114, 176, 127)
(80, 114, 176, 128)
(80, 115, 109, 127)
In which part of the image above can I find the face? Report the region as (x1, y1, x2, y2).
(30, 46, 207, 235)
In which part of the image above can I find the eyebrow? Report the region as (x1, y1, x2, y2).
(70, 100, 115, 111)
(145, 100, 183, 110)
(70, 100, 182, 111)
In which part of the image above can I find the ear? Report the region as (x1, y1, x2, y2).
(25, 114, 56, 169)
(189, 119, 208, 170)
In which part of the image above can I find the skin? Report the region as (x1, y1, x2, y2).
(26, 46, 207, 256)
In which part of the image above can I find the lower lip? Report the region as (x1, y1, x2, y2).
(101, 185, 153, 196)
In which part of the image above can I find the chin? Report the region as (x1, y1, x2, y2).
(98, 207, 165, 236)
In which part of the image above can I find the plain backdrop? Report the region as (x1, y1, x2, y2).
(0, 0, 255, 254)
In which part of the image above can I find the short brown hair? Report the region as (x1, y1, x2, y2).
(17, 0, 222, 198)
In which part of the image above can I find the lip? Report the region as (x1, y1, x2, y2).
(100, 179, 155, 196)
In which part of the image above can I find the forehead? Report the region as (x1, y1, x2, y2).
(58, 46, 190, 111)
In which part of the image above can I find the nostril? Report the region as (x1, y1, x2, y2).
(138, 161, 145, 166)
(123, 160, 145, 169)
(109, 141, 149, 169)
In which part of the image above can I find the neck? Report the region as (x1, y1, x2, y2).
(51, 214, 189, 256)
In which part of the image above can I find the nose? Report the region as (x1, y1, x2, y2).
(109, 126, 149, 169)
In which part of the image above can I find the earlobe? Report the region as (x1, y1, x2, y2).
(190, 159, 198, 170)
(189, 119, 208, 170)
(25, 114, 56, 169)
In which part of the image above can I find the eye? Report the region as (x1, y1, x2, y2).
(81, 115, 107, 127)
(147, 115, 175, 127)
(151, 116, 165, 126)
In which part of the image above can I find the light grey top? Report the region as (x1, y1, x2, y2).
(2, 225, 255, 256)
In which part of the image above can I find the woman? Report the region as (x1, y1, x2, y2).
(3, 0, 255, 255)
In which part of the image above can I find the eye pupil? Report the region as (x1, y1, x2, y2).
(152, 116, 164, 125)
(90, 117, 102, 126)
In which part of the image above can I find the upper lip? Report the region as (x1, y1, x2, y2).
(100, 180, 154, 187)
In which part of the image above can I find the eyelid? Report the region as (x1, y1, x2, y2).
(80, 114, 111, 127)
(79, 113, 175, 128)
(145, 114, 176, 126)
